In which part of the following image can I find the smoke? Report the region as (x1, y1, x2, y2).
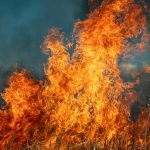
(0, 0, 89, 107)
(0, 0, 89, 76)
(117, 0, 150, 118)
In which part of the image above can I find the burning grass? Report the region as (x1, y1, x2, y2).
(0, 0, 150, 149)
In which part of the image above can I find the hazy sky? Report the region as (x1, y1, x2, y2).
(0, 0, 88, 75)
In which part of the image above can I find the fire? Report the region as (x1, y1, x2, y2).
(144, 66, 150, 73)
(0, 0, 150, 149)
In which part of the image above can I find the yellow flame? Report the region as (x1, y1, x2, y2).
(0, 0, 149, 149)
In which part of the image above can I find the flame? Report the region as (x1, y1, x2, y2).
(0, 0, 150, 149)
(144, 66, 150, 74)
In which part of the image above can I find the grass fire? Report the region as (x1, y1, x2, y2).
(0, 0, 150, 149)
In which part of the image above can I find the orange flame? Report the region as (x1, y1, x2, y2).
(0, 0, 149, 149)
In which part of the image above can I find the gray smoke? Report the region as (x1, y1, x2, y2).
(0, 0, 88, 76)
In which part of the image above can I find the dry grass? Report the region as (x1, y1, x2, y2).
(8, 136, 149, 150)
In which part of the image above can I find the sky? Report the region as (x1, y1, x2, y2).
(0, 0, 89, 90)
